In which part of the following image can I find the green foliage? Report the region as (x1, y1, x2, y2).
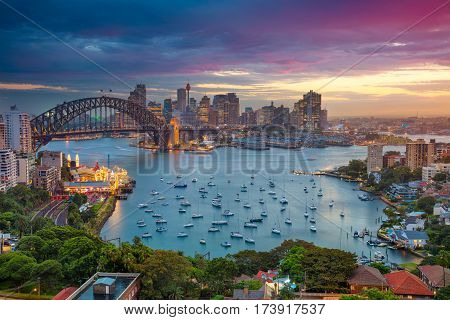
(341, 288, 398, 300)
(71, 193, 87, 207)
(435, 286, 450, 300)
(338, 160, 366, 178)
(279, 246, 307, 283)
(0, 252, 37, 285)
(374, 166, 420, 191)
(416, 196, 436, 214)
(369, 262, 390, 274)
(205, 257, 238, 297)
(278, 286, 295, 300)
(234, 280, 262, 290)
(32, 260, 63, 290)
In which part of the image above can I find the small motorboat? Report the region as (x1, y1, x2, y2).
(175, 195, 185, 200)
(250, 217, 263, 223)
(259, 199, 265, 204)
(192, 178, 198, 182)
(211, 201, 222, 208)
(138, 203, 148, 208)
(178, 208, 187, 213)
(137, 223, 147, 228)
(250, 182, 254, 185)
(151, 213, 162, 218)
(199, 239, 206, 244)
(329, 200, 334, 207)
(201, 194, 207, 199)
(192, 213, 204, 219)
(160, 178, 164, 182)
(157, 196, 165, 200)
(272, 227, 281, 234)
(378, 242, 388, 247)
(180, 200, 191, 207)
(151, 190, 159, 196)
(150, 200, 157, 204)
(269, 181, 275, 188)
(176, 175, 182, 178)
(234, 194, 241, 202)
(243, 203, 251, 209)
(223, 210, 235, 217)
(174, 181, 187, 188)
(259, 187, 266, 192)
(199, 187, 208, 193)
(183, 223, 194, 228)
(161, 203, 169, 206)
(279, 197, 288, 204)
(155, 219, 167, 224)
(340, 211, 345, 217)
(284, 218, 292, 225)
(230, 231, 243, 238)
(312, 184, 316, 189)
(317, 191, 323, 197)
(280, 207, 286, 212)
(304, 187, 307, 191)
(244, 238, 255, 244)
(240, 185, 248, 192)
(212, 197, 221, 202)
(212, 220, 228, 225)
(216, 193, 223, 198)
(309, 217, 316, 223)
(268, 191, 276, 195)
(366, 240, 378, 246)
(387, 245, 398, 250)
(244, 222, 257, 228)
(310, 225, 317, 232)
(177, 232, 188, 238)
(141, 232, 152, 238)
(137, 219, 144, 224)
(221, 241, 232, 248)
(208, 226, 220, 232)
(272, 196, 278, 199)
(156, 227, 168, 232)
(261, 211, 268, 217)
(166, 181, 173, 184)
(145, 209, 154, 213)
(309, 205, 317, 210)
(304, 211, 309, 217)
(207, 181, 216, 187)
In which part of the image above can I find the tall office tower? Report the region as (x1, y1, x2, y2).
(320, 109, 328, 130)
(189, 97, 197, 112)
(240, 107, 256, 126)
(367, 144, 383, 174)
(226, 93, 240, 125)
(0, 149, 17, 191)
(212, 94, 229, 125)
(128, 84, 146, 107)
(197, 96, 210, 124)
(163, 99, 173, 122)
(293, 99, 306, 129)
(303, 90, 321, 131)
(2, 106, 32, 153)
(257, 102, 276, 125)
(177, 88, 187, 112)
(406, 139, 435, 170)
(273, 105, 290, 125)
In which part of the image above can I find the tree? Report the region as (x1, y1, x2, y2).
(234, 280, 262, 290)
(341, 288, 398, 300)
(279, 246, 307, 283)
(416, 196, 436, 214)
(205, 257, 238, 297)
(278, 286, 295, 300)
(435, 286, 450, 300)
(16, 235, 46, 261)
(369, 262, 390, 274)
(0, 252, 37, 285)
(433, 172, 447, 182)
(33, 260, 63, 290)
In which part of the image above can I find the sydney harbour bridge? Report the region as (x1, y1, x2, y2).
(30, 96, 219, 152)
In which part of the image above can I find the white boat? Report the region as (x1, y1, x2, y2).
(259, 187, 266, 191)
(223, 210, 235, 217)
(177, 232, 188, 238)
(137, 219, 144, 224)
(258, 199, 264, 204)
(141, 232, 152, 238)
(244, 222, 257, 228)
(310, 225, 317, 232)
(280, 207, 286, 212)
(269, 181, 275, 188)
(199, 187, 208, 193)
(243, 203, 251, 208)
(145, 209, 154, 213)
(240, 186, 247, 192)
(208, 226, 220, 232)
(268, 191, 276, 195)
(304, 211, 309, 217)
(212, 220, 228, 225)
(261, 211, 268, 217)
(138, 203, 148, 208)
(207, 181, 216, 187)
(152, 213, 162, 218)
(156, 227, 168, 232)
(155, 219, 167, 224)
(304, 187, 307, 191)
(230, 231, 244, 238)
(199, 239, 206, 244)
(150, 200, 157, 204)
(310, 217, 316, 223)
(183, 223, 194, 228)
(212, 197, 221, 202)
(221, 241, 232, 248)
(174, 181, 187, 188)
(244, 238, 255, 244)
(192, 178, 198, 182)
(166, 181, 173, 184)
(329, 200, 334, 207)
(234, 194, 241, 202)
(150, 190, 159, 195)
(160, 178, 164, 182)
(211, 201, 222, 208)
(180, 200, 191, 206)
(178, 208, 187, 213)
(272, 227, 281, 234)
(216, 193, 223, 198)
(192, 213, 204, 219)
(175, 195, 185, 200)
(137, 223, 147, 228)
(279, 197, 288, 204)
(157, 196, 165, 200)
(340, 211, 345, 217)
(284, 218, 292, 225)
(309, 205, 317, 210)
(317, 191, 323, 197)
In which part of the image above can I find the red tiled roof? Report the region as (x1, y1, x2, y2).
(418, 265, 450, 288)
(52, 287, 78, 300)
(255, 271, 277, 281)
(384, 271, 434, 296)
(348, 265, 388, 286)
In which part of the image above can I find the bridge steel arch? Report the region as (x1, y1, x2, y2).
(30, 96, 169, 151)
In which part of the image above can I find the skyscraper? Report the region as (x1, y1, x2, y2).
(273, 105, 290, 125)
(197, 96, 210, 124)
(163, 98, 173, 122)
(212, 93, 240, 125)
(0, 149, 17, 191)
(2, 106, 32, 153)
(367, 144, 383, 174)
(303, 90, 321, 131)
(177, 88, 187, 112)
(406, 139, 435, 170)
(227, 93, 240, 125)
(128, 84, 146, 107)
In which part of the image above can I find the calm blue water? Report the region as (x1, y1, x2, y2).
(42, 138, 419, 264)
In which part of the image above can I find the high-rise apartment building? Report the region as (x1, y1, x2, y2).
(2, 106, 32, 153)
(257, 103, 276, 125)
(17, 153, 35, 185)
(33, 165, 59, 195)
(212, 93, 240, 125)
(0, 149, 17, 192)
(177, 88, 187, 112)
(197, 96, 210, 124)
(406, 139, 435, 170)
(273, 105, 290, 125)
(367, 144, 383, 174)
(303, 90, 321, 131)
(128, 84, 146, 107)
(226, 93, 240, 125)
(163, 99, 173, 122)
(189, 97, 197, 112)
(0, 119, 6, 149)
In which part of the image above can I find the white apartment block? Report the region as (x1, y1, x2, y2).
(2, 106, 32, 154)
(0, 149, 18, 192)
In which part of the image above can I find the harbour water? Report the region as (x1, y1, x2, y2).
(42, 138, 420, 264)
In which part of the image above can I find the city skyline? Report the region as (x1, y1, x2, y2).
(0, 0, 449, 117)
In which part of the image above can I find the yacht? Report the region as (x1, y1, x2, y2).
(243, 203, 251, 209)
(175, 195, 185, 200)
(280, 207, 286, 212)
(199, 187, 208, 193)
(177, 232, 188, 238)
(261, 211, 268, 217)
(212, 220, 228, 225)
(271, 227, 281, 234)
(230, 231, 244, 238)
(137, 223, 147, 228)
(223, 210, 235, 217)
(141, 232, 152, 238)
(155, 219, 167, 224)
(309, 217, 316, 223)
(174, 181, 187, 188)
(208, 226, 220, 232)
(183, 223, 194, 228)
(138, 203, 148, 208)
(211, 201, 222, 208)
(284, 218, 292, 225)
(157, 196, 165, 200)
(258, 198, 265, 204)
(268, 191, 276, 195)
(192, 178, 198, 183)
(244, 222, 258, 228)
(234, 194, 241, 202)
(244, 238, 255, 244)
(221, 241, 232, 248)
(207, 181, 216, 187)
(329, 200, 334, 207)
(152, 213, 162, 218)
(199, 239, 206, 244)
(250, 217, 263, 223)
(151, 190, 159, 196)
(309, 204, 317, 210)
(259, 187, 266, 192)
(145, 209, 154, 213)
(279, 197, 288, 204)
(180, 200, 191, 206)
(192, 213, 204, 219)
(310, 225, 317, 232)
(178, 208, 187, 213)
(156, 227, 168, 232)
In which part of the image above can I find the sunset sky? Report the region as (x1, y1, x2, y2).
(0, 0, 449, 117)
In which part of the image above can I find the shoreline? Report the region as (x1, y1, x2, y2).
(86, 196, 117, 235)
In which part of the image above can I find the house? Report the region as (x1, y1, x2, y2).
(417, 265, 450, 292)
(52, 287, 78, 300)
(347, 265, 388, 294)
(392, 230, 429, 249)
(232, 287, 265, 300)
(433, 203, 450, 225)
(384, 271, 434, 299)
(388, 183, 417, 201)
(254, 270, 278, 283)
(404, 216, 425, 231)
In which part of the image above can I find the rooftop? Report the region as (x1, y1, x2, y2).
(384, 271, 434, 296)
(348, 265, 388, 287)
(418, 265, 450, 288)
